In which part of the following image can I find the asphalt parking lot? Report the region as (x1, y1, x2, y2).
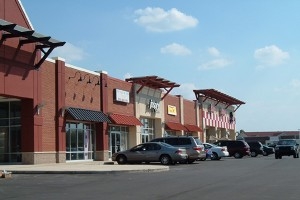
(1, 155, 300, 200)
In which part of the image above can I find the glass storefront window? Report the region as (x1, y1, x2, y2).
(66, 122, 95, 161)
(0, 100, 21, 163)
(140, 118, 155, 143)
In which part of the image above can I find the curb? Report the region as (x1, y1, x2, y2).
(9, 168, 169, 175)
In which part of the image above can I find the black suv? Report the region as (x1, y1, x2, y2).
(150, 136, 206, 163)
(275, 139, 299, 159)
(213, 140, 250, 158)
(247, 141, 264, 157)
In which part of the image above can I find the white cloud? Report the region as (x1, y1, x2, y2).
(207, 47, 220, 57)
(160, 43, 191, 56)
(134, 7, 198, 32)
(171, 83, 197, 100)
(198, 47, 231, 70)
(198, 58, 231, 70)
(290, 79, 300, 88)
(124, 73, 132, 80)
(254, 45, 290, 68)
(51, 42, 87, 63)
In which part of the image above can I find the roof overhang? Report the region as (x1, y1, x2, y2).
(0, 19, 65, 70)
(193, 89, 245, 112)
(65, 107, 111, 123)
(125, 76, 180, 100)
(108, 113, 143, 126)
(165, 122, 187, 131)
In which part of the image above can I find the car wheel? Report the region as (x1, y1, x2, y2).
(160, 155, 172, 165)
(263, 151, 268, 156)
(250, 151, 257, 157)
(275, 155, 278, 159)
(293, 152, 298, 158)
(116, 155, 127, 165)
(211, 152, 218, 160)
(279, 155, 282, 159)
(233, 152, 241, 159)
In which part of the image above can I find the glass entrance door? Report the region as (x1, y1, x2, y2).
(111, 132, 121, 155)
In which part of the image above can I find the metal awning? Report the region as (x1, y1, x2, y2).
(65, 107, 111, 123)
(0, 19, 65, 70)
(165, 122, 187, 131)
(109, 113, 143, 126)
(193, 89, 245, 111)
(125, 76, 180, 100)
(184, 124, 202, 132)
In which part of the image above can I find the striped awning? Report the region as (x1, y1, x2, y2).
(66, 107, 111, 123)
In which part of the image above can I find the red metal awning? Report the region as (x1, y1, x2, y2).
(125, 76, 180, 100)
(109, 113, 143, 126)
(165, 122, 187, 131)
(193, 89, 245, 111)
(184, 124, 202, 132)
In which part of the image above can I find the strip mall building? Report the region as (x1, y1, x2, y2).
(0, 0, 245, 164)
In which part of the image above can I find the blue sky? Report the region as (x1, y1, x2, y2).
(21, 0, 300, 132)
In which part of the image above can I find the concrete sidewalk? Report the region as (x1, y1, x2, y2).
(0, 161, 169, 175)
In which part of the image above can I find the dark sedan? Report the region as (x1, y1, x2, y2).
(112, 142, 188, 165)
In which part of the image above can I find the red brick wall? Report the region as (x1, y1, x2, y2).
(107, 77, 135, 115)
(65, 67, 101, 111)
(41, 60, 56, 151)
(183, 99, 197, 125)
(164, 95, 181, 123)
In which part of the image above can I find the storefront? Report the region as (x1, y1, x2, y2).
(1, 1, 245, 165)
(194, 89, 245, 143)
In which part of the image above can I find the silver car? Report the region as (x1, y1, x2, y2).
(112, 142, 188, 165)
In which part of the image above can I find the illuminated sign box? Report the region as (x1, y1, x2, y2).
(114, 89, 129, 103)
(167, 105, 177, 116)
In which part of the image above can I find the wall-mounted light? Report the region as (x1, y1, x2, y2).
(68, 71, 82, 82)
(36, 101, 46, 115)
(92, 76, 101, 86)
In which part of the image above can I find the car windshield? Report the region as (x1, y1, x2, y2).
(277, 140, 296, 145)
(194, 138, 203, 145)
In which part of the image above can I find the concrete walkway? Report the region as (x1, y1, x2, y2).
(0, 161, 169, 175)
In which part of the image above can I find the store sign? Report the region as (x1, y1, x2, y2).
(167, 105, 177, 116)
(114, 89, 129, 103)
(149, 99, 159, 112)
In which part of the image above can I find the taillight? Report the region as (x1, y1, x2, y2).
(175, 150, 183, 154)
(193, 147, 202, 151)
(221, 148, 226, 151)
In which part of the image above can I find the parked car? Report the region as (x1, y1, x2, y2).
(112, 142, 188, 165)
(263, 145, 275, 156)
(275, 139, 299, 159)
(203, 143, 229, 160)
(247, 141, 265, 157)
(150, 136, 206, 163)
(213, 140, 250, 158)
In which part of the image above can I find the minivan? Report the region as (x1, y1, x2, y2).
(150, 136, 206, 163)
(213, 140, 250, 158)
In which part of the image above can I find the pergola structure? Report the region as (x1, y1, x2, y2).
(193, 89, 245, 111)
(126, 75, 180, 100)
(0, 19, 65, 70)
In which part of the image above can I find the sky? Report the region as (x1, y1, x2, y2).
(20, 0, 300, 132)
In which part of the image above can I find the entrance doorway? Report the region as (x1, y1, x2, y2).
(109, 126, 128, 158)
(111, 132, 121, 155)
(0, 100, 21, 163)
(66, 122, 95, 161)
